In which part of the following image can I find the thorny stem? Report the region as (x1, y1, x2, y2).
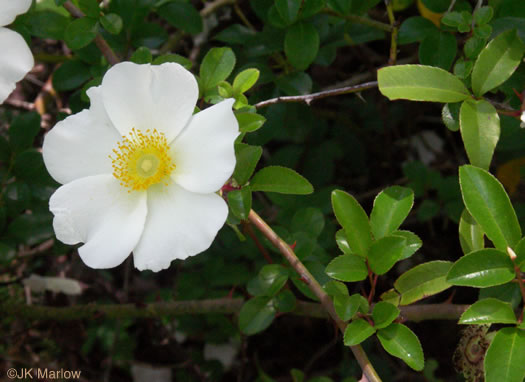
(248, 209, 382, 382)
(254, 81, 378, 109)
(63, 1, 120, 65)
(323, 9, 393, 32)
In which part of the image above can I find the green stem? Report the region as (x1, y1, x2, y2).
(323, 9, 393, 32)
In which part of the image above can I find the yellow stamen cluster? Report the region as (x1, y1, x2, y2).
(110, 128, 175, 191)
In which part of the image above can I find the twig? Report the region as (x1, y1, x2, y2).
(248, 209, 382, 382)
(62, 1, 120, 65)
(385, 0, 398, 65)
(254, 81, 378, 109)
(323, 9, 393, 32)
(201, 0, 236, 17)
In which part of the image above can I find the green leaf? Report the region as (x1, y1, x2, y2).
(291, 208, 325, 238)
(419, 30, 457, 70)
(334, 293, 366, 321)
(64, 17, 98, 50)
(233, 69, 260, 94)
(78, 0, 100, 18)
(368, 235, 406, 275)
(284, 22, 320, 71)
(52, 59, 91, 91)
(471, 30, 525, 97)
(459, 298, 517, 324)
(258, 264, 289, 297)
(370, 186, 414, 239)
(251, 166, 313, 195)
(130, 47, 152, 64)
(372, 302, 400, 329)
(459, 99, 500, 170)
(8, 212, 54, 246)
(239, 297, 277, 335)
(458, 209, 484, 255)
(474, 6, 493, 26)
(459, 165, 521, 250)
(335, 229, 353, 255)
(377, 323, 424, 371)
(394, 230, 422, 260)
(13, 150, 54, 185)
(26, 11, 69, 40)
(380, 289, 401, 306)
(331, 190, 372, 257)
(484, 328, 525, 382)
(325, 255, 368, 282)
(200, 47, 236, 92)
(275, 0, 301, 24)
(233, 143, 262, 185)
(447, 249, 515, 288)
(100, 13, 123, 35)
(157, 1, 202, 35)
(343, 319, 376, 346)
(300, 0, 326, 18)
(442, 102, 461, 132)
(377, 65, 471, 103)
(235, 112, 266, 133)
(394, 261, 453, 305)
(9, 112, 40, 153)
(274, 288, 296, 313)
(227, 188, 252, 220)
(398, 16, 437, 45)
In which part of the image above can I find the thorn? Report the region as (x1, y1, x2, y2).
(289, 241, 297, 250)
(227, 286, 236, 299)
(513, 88, 523, 101)
(299, 274, 309, 284)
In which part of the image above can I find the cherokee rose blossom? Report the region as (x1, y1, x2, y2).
(43, 62, 239, 271)
(0, 0, 34, 104)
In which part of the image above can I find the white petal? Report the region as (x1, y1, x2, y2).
(133, 182, 228, 272)
(0, 27, 34, 103)
(43, 86, 122, 184)
(0, 0, 32, 26)
(171, 99, 239, 194)
(49, 174, 147, 269)
(100, 62, 198, 142)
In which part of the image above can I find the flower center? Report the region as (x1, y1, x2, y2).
(110, 128, 175, 191)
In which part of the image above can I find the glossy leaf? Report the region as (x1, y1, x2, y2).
(238, 297, 277, 335)
(378, 65, 471, 103)
(275, 0, 301, 24)
(158, 1, 203, 35)
(368, 235, 406, 275)
(394, 261, 453, 305)
(9, 112, 40, 154)
(64, 17, 98, 50)
(233, 143, 262, 185)
(251, 166, 313, 195)
(233, 69, 260, 94)
(484, 328, 525, 382)
(334, 293, 366, 321)
(446, 249, 515, 288)
(200, 47, 236, 92)
(331, 190, 372, 257)
(419, 30, 457, 70)
(459, 298, 517, 324)
(284, 22, 320, 71)
(458, 209, 485, 255)
(335, 229, 353, 255)
(459, 165, 521, 250)
(377, 323, 424, 371)
(472, 30, 525, 97)
(372, 302, 400, 329)
(393, 230, 422, 260)
(325, 255, 368, 282)
(370, 186, 414, 239)
(235, 112, 266, 133)
(227, 188, 252, 220)
(343, 319, 376, 346)
(459, 99, 500, 170)
(515, 237, 525, 271)
(291, 208, 325, 238)
(442, 102, 461, 132)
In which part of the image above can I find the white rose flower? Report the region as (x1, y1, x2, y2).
(0, 0, 34, 103)
(521, 111, 525, 128)
(43, 62, 239, 272)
